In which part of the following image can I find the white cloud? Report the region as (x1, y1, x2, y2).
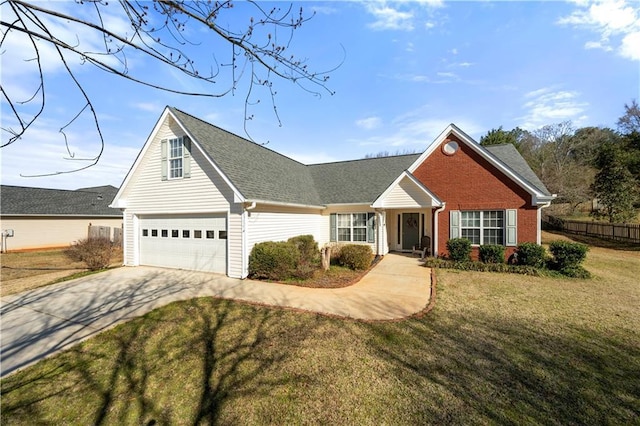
(364, 0, 445, 32)
(311, 5, 338, 15)
(584, 40, 614, 51)
(0, 1, 136, 78)
(356, 116, 382, 130)
(366, 4, 415, 31)
(132, 102, 163, 112)
(558, 0, 640, 61)
(347, 105, 483, 150)
(518, 87, 589, 129)
(1, 124, 139, 189)
(621, 31, 640, 60)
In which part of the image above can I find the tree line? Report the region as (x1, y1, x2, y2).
(480, 101, 640, 223)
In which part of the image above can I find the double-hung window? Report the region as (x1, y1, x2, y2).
(331, 212, 375, 243)
(161, 136, 190, 181)
(460, 210, 505, 245)
(169, 138, 183, 179)
(337, 213, 368, 242)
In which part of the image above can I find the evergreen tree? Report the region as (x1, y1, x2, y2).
(591, 143, 639, 223)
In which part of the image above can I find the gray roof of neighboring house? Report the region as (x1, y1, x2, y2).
(1, 185, 122, 216)
(484, 144, 552, 196)
(170, 107, 550, 205)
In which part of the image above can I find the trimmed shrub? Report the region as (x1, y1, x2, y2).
(293, 262, 317, 280)
(249, 241, 300, 280)
(338, 244, 374, 271)
(549, 241, 589, 270)
(479, 244, 505, 264)
(66, 237, 114, 271)
(287, 235, 320, 264)
(516, 242, 547, 268)
(558, 266, 592, 279)
(422, 257, 542, 276)
(447, 238, 472, 262)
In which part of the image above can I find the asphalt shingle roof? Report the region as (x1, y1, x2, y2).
(309, 155, 420, 204)
(484, 144, 552, 196)
(1, 185, 121, 216)
(170, 107, 550, 205)
(171, 108, 323, 206)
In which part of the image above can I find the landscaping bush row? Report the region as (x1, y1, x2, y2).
(248, 236, 374, 281)
(423, 257, 543, 276)
(441, 238, 590, 278)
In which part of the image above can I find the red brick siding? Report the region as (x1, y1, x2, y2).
(413, 135, 539, 260)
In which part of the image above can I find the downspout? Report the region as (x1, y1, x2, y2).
(374, 209, 386, 256)
(241, 202, 257, 278)
(537, 200, 553, 245)
(433, 203, 446, 257)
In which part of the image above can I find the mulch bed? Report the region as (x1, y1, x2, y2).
(265, 256, 383, 289)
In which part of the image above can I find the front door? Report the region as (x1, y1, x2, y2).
(402, 212, 420, 250)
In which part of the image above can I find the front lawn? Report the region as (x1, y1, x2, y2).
(0, 248, 123, 296)
(1, 233, 638, 424)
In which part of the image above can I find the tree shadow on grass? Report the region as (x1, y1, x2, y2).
(364, 310, 640, 424)
(1, 296, 318, 425)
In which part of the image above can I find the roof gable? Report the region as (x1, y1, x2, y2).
(372, 171, 443, 208)
(407, 124, 554, 205)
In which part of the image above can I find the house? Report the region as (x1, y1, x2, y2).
(0, 185, 122, 252)
(111, 107, 554, 278)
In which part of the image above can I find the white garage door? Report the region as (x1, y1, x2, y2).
(139, 215, 227, 274)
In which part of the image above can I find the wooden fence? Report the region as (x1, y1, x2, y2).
(543, 215, 640, 244)
(88, 225, 123, 245)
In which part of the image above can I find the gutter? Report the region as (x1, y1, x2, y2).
(244, 199, 326, 210)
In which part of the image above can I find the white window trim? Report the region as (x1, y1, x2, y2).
(168, 137, 184, 180)
(337, 213, 368, 243)
(460, 210, 505, 246)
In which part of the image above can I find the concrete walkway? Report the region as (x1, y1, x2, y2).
(0, 254, 430, 378)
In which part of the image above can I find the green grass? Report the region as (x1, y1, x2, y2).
(2, 234, 639, 424)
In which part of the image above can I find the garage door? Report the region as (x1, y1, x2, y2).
(139, 215, 227, 274)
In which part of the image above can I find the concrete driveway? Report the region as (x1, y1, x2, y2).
(0, 254, 430, 378)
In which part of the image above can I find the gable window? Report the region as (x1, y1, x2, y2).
(331, 213, 375, 243)
(161, 136, 191, 180)
(169, 138, 183, 179)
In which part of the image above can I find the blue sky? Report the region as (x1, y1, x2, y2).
(1, 0, 638, 190)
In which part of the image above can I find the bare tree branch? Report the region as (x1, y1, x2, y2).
(0, 0, 339, 175)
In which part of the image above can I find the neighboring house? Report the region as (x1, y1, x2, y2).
(111, 107, 554, 278)
(0, 185, 122, 251)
